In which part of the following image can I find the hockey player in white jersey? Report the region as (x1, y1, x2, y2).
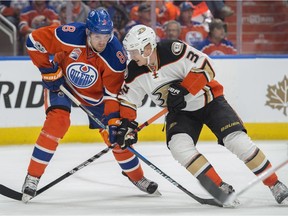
(116, 24, 288, 206)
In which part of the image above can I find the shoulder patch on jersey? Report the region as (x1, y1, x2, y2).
(171, 42, 184, 55)
(157, 40, 186, 68)
(69, 48, 82, 61)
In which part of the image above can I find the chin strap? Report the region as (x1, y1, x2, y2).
(142, 47, 154, 65)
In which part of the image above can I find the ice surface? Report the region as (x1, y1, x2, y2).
(1, 141, 288, 215)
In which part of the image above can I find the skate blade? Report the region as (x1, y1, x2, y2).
(223, 199, 240, 208)
(21, 194, 32, 203)
(150, 189, 162, 196)
(223, 193, 240, 208)
(280, 198, 288, 205)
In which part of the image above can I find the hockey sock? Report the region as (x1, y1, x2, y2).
(112, 145, 144, 181)
(187, 154, 223, 186)
(223, 131, 278, 187)
(99, 130, 144, 181)
(245, 148, 278, 187)
(28, 109, 70, 177)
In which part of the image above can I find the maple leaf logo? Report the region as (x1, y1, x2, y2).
(265, 75, 288, 116)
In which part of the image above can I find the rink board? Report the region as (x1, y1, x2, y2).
(0, 56, 287, 145)
(0, 123, 287, 145)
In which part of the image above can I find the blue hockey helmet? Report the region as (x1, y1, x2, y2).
(86, 8, 113, 35)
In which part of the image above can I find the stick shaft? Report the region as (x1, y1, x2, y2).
(0, 108, 166, 201)
(223, 158, 288, 205)
(60, 86, 221, 206)
(237, 159, 288, 197)
(127, 146, 222, 207)
(60, 85, 105, 128)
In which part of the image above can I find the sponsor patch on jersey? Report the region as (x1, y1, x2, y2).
(171, 42, 183, 55)
(69, 48, 82, 60)
(66, 63, 98, 88)
(34, 41, 47, 53)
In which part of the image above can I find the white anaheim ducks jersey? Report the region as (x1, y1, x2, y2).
(118, 40, 224, 119)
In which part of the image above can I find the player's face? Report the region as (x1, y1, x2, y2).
(127, 44, 153, 66)
(89, 33, 111, 52)
(127, 49, 145, 66)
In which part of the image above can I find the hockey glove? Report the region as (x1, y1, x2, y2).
(39, 61, 65, 91)
(167, 83, 189, 113)
(107, 118, 121, 144)
(116, 119, 138, 149)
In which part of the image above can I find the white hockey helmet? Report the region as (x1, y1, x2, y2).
(123, 24, 157, 54)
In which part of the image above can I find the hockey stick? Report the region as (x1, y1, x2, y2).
(0, 87, 167, 201)
(61, 86, 224, 206)
(60, 85, 106, 128)
(60, 86, 224, 206)
(127, 147, 223, 207)
(222, 158, 288, 205)
(59, 87, 225, 206)
(61, 86, 227, 206)
(0, 145, 115, 201)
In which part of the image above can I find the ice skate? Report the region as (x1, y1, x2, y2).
(220, 182, 240, 207)
(122, 171, 161, 195)
(270, 180, 288, 204)
(21, 174, 40, 203)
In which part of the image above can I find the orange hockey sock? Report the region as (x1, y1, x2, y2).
(112, 145, 144, 181)
(187, 154, 222, 186)
(99, 129, 144, 182)
(205, 166, 223, 186)
(261, 163, 278, 187)
(28, 109, 70, 177)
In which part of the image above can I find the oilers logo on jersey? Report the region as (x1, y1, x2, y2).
(66, 63, 98, 88)
(185, 31, 204, 46)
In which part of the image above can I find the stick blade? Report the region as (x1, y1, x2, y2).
(0, 184, 22, 201)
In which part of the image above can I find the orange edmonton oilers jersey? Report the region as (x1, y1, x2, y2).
(26, 22, 126, 116)
(179, 21, 208, 47)
(197, 38, 237, 55)
(19, 4, 60, 35)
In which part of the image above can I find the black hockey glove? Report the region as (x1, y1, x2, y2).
(167, 83, 189, 113)
(116, 119, 138, 149)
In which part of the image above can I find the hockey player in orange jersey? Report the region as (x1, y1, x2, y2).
(116, 24, 288, 206)
(21, 8, 159, 203)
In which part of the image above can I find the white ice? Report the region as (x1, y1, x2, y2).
(1, 141, 288, 216)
